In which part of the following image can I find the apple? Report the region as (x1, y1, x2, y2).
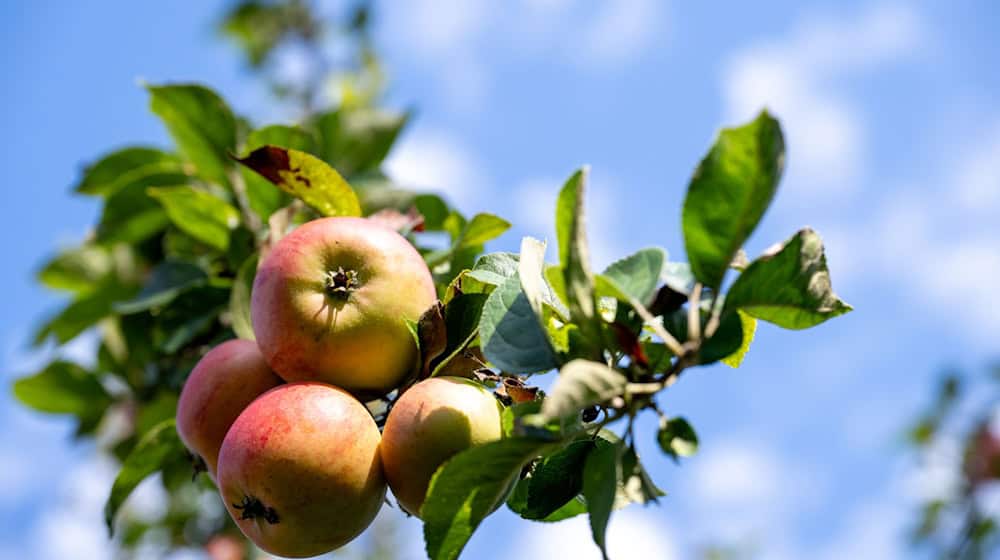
(217, 382, 386, 558)
(251, 216, 437, 397)
(204, 534, 245, 560)
(175, 339, 282, 477)
(380, 376, 504, 516)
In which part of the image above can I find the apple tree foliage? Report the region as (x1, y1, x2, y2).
(906, 366, 1000, 559)
(13, 1, 853, 558)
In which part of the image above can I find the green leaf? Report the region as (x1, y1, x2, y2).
(518, 237, 568, 320)
(725, 228, 852, 329)
(508, 472, 589, 523)
(75, 147, 184, 197)
(661, 261, 696, 296)
(657, 416, 698, 461)
(147, 84, 237, 187)
(114, 261, 207, 314)
(457, 213, 511, 249)
(659, 304, 745, 365)
(582, 438, 619, 560)
(721, 310, 756, 368)
(478, 274, 559, 374)
(246, 124, 316, 154)
(219, 1, 295, 66)
(430, 293, 488, 377)
(601, 247, 666, 305)
(618, 446, 665, 505)
(37, 245, 112, 293)
(96, 172, 186, 244)
(237, 145, 361, 217)
(314, 108, 410, 176)
(523, 440, 595, 520)
(682, 110, 785, 289)
(545, 264, 568, 309)
(241, 124, 316, 221)
(557, 168, 597, 325)
(502, 400, 554, 440)
(148, 186, 240, 251)
(538, 360, 627, 423)
(415, 194, 450, 231)
(13, 361, 111, 420)
(423, 437, 552, 560)
(230, 256, 257, 341)
(468, 252, 519, 286)
(155, 285, 229, 353)
(105, 419, 184, 534)
(699, 310, 744, 364)
(34, 282, 134, 345)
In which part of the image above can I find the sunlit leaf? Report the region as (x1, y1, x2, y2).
(478, 274, 559, 374)
(104, 420, 184, 534)
(682, 110, 784, 289)
(538, 360, 627, 423)
(147, 84, 237, 187)
(148, 186, 240, 251)
(237, 145, 361, 217)
(726, 228, 852, 329)
(423, 437, 552, 560)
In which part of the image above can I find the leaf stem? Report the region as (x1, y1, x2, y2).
(226, 167, 263, 235)
(705, 293, 722, 338)
(688, 282, 702, 342)
(627, 295, 684, 356)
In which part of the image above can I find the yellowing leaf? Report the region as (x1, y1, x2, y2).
(237, 145, 361, 217)
(721, 310, 757, 368)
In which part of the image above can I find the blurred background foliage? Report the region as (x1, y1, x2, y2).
(906, 364, 1000, 559)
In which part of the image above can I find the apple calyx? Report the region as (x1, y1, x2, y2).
(232, 495, 280, 524)
(324, 267, 359, 299)
(188, 451, 208, 480)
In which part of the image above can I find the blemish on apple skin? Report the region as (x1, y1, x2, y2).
(233, 495, 280, 524)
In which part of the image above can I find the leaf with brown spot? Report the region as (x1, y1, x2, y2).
(236, 145, 361, 218)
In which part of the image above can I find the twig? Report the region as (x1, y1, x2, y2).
(688, 282, 703, 342)
(226, 167, 263, 235)
(627, 295, 685, 356)
(704, 291, 723, 338)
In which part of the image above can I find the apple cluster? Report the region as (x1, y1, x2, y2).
(175, 217, 504, 558)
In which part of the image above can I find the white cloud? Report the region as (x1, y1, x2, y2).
(681, 439, 828, 549)
(33, 456, 116, 560)
(126, 474, 170, 524)
(385, 129, 488, 210)
(824, 118, 1000, 339)
(814, 500, 906, 560)
(721, 2, 922, 197)
(899, 437, 963, 503)
(522, 508, 677, 560)
(381, 2, 666, 112)
(691, 442, 784, 508)
(383, 0, 489, 57)
(574, 0, 664, 66)
(954, 122, 1000, 213)
(437, 56, 491, 114)
(0, 448, 36, 504)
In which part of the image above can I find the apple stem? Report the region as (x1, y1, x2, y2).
(233, 495, 280, 524)
(324, 266, 359, 299)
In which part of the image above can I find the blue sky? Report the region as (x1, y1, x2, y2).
(2, 1, 999, 558)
